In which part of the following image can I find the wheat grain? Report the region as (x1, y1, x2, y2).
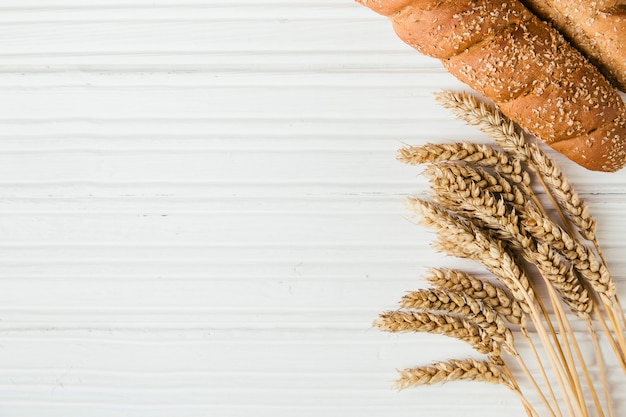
(529, 242, 593, 318)
(405, 196, 475, 239)
(427, 170, 594, 317)
(528, 145, 597, 241)
(434, 90, 530, 159)
(426, 163, 526, 209)
(397, 142, 498, 165)
(524, 207, 615, 298)
(400, 142, 533, 196)
(395, 358, 512, 390)
(400, 288, 515, 353)
(424, 268, 526, 326)
(406, 197, 535, 311)
(428, 172, 533, 251)
(435, 89, 598, 244)
(374, 310, 500, 355)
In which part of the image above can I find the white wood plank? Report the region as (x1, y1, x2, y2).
(0, 1, 624, 416)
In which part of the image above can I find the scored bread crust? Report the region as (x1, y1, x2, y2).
(519, 0, 626, 92)
(357, 0, 626, 172)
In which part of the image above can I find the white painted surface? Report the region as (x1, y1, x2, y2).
(0, 1, 624, 416)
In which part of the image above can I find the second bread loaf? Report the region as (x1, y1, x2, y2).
(520, 0, 626, 92)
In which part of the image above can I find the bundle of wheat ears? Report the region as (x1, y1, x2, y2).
(374, 90, 626, 417)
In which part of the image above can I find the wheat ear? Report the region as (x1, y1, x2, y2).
(394, 358, 512, 389)
(399, 142, 534, 198)
(374, 310, 500, 355)
(400, 288, 516, 354)
(426, 168, 533, 250)
(396, 358, 542, 416)
(405, 198, 535, 308)
(425, 163, 526, 211)
(524, 207, 615, 299)
(424, 268, 526, 327)
(527, 145, 596, 241)
(433, 90, 530, 160)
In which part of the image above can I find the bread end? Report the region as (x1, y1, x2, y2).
(550, 120, 626, 172)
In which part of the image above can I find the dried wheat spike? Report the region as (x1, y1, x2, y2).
(437, 179, 590, 316)
(406, 198, 535, 312)
(428, 171, 533, 251)
(425, 163, 526, 211)
(434, 90, 529, 161)
(374, 310, 500, 355)
(428, 170, 594, 317)
(397, 142, 497, 165)
(400, 288, 515, 354)
(436, 216, 591, 319)
(436, 89, 597, 243)
(528, 144, 597, 241)
(524, 207, 615, 298)
(405, 196, 474, 238)
(399, 142, 533, 196)
(530, 242, 593, 319)
(395, 358, 512, 390)
(424, 268, 526, 326)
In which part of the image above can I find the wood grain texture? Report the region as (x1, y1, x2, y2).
(0, 1, 624, 416)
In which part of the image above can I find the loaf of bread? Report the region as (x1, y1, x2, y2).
(520, 0, 626, 91)
(357, 0, 626, 172)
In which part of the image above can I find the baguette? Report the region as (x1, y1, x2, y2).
(357, 0, 626, 172)
(520, 0, 626, 91)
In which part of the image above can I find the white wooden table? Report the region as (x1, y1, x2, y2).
(0, 1, 624, 415)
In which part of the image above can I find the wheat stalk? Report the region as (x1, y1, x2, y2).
(430, 175, 527, 254)
(530, 242, 593, 319)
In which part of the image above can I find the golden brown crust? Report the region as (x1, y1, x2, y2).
(390, 0, 533, 60)
(498, 59, 623, 143)
(550, 118, 626, 172)
(357, 0, 626, 172)
(520, 0, 626, 91)
(443, 18, 547, 102)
